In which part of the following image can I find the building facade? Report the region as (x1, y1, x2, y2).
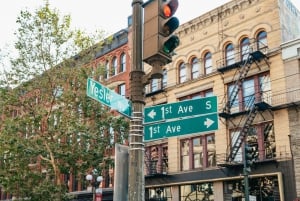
(143, 0, 300, 200)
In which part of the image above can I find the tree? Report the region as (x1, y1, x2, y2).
(0, 1, 129, 200)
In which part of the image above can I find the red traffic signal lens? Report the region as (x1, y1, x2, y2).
(161, 0, 178, 18)
(163, 5, 171, 17)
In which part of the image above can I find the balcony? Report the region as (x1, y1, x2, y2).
(216, 145, 292, 167)
(217, 40, 268, 74)
(145, 159, 168, 177)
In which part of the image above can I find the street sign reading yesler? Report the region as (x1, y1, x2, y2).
(144, 96, 217, 123)
(86, 78, 131, 118)
(144, 113, 218, 141)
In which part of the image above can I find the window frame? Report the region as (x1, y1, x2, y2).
(179, 62, 187, 84)
(120, 53, 126, 72)
(225, 43, 235, 66)
(112, 56, 118, 76)
(227, 72, 271, 113)
(180, 134, 216, 171)
(191, 57, 200, 79)
(204, 52, 213, 75)
(240, 37, 250, 61)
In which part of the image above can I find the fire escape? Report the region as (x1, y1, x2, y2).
(144, 146, 168, 177)
(217, 40, 272, 164)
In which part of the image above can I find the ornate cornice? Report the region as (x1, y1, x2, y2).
(176, 0, 260, 38)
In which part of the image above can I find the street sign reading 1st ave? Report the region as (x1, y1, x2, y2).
(144, 113, 218, 141)
(144, 96, 217, 123)
(86, 78, 131, 118)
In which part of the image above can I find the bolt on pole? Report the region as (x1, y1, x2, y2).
(129, 0, 145, 201)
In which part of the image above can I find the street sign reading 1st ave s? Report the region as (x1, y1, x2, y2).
(144, 96, 217, 123)
(86, 78, 131, 118)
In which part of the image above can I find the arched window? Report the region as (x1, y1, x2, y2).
(105, 60, 110, 79)
(257, 31, 267, 50)
(191, 57, 199, 79)
(112, 57, 118, 75)
(240, 37, 250, 61)
(225, 43, 235, 66)
(179, 62, 186, 83)
(204, 52, 212, 74)
(120, 53, 126, 72)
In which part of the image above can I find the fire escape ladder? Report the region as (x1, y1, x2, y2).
(144, 151, 154, 176)
(264, 122, 273, 139)
(227, 103, 259, 162)
(221, 54, 253, 115)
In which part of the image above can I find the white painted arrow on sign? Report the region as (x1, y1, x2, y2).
(204, 118, 214, 128)
(147, 109, 156, 119)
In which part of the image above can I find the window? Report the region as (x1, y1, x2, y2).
(179, 89, 213, 101)
(105, 61, 110, 79)
(146, 187, 172, 201)
(181, 183, 214, 201)
(162, 69, 167, 88)
(112, 57, 118, 76)
(257, 31, 267, 50)
(228, 73, 271, 113)
(230, 121, 275, 163)
(225, 43, 235, 66)
(120, 53, 126, 72)
(151, 78, 160, 92)
(240, 37, 250, 61)
(181, 135, 216, 170)
(118, 84, 126, 96)
(191, 57, 199, 79)
(179, 62, 186, 83)
(145, 144, 168, 175)
(204, 52, 212, 74)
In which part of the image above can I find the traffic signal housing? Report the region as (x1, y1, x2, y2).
(244, 144, 257, 172)
(143, 0, 180, 77)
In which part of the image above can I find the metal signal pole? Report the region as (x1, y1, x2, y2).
(129, 0, 145, 200)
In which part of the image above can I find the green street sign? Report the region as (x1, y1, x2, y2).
(144, 113, 218, 141)
(86, 78, 131, 118)
(144, 96, 217, 124)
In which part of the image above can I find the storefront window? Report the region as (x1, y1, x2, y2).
(146, 187, 172, 201)
(180, 183, 214, 201)
(224, 176, 279, 201)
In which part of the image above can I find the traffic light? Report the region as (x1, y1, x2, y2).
(244, 144, 257, 172)
(143, 0, 180, 77)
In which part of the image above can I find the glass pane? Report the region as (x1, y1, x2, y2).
(179, 63, 186, 83)
(241, 38, 250, 61)
(260, 74, 271, 104)
(193, 138, 202, 168)
(181, 140, 189, 170)
(191, 57, 199, 79)
(243, 79, 255, 110)
(226, 44, 235, 65)
(231, 131, 242, 162)
(228, 84, 239, 113)
(204, 52, 212, 74)
(207, 135, 216, 167)
(257, 31, 267, 49)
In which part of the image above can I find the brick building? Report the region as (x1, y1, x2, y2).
(142, 0, 300, 200)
